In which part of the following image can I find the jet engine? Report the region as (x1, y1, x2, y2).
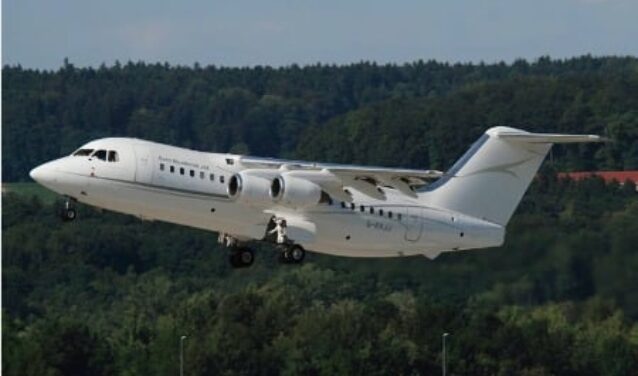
(270, 174, 324, 208)
(227, 170, 280, 205)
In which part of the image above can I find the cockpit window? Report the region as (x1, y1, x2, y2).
(73, 148, 94, 156)
(92, 149, 107, 161)
(108, 151, 119, 162)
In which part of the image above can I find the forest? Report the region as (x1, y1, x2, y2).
(3, 56, 638, 375)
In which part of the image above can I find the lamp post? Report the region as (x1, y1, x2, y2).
(442, 332, 449, 376)
(180, 335, 187, 376)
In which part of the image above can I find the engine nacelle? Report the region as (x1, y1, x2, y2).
(227, 170, 280, 205)
(270, 174, 324, 208)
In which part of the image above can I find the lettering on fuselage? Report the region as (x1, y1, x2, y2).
(366, 220, 392, 232)
(158, 155, 210, 170)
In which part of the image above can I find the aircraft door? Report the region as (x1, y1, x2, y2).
(404, 207, 423, 242)
(133, 144, 154, 184)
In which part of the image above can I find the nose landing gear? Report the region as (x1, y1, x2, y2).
(59, 197, 77, 221)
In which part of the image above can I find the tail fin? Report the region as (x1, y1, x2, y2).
(419, 126, 604, 225)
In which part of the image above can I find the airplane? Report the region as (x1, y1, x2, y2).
(29, 126, 603, 268)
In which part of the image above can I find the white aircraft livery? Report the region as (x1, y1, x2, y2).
(30, 126, 603, 268)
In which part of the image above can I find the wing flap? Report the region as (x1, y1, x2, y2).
(239, 156, 442, 200)
(377, 176, 418, 198)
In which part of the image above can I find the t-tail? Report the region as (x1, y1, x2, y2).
(419, 126, 604, 226)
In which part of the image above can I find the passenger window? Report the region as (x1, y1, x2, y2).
(190, 170, 195, 177)
(108, 151, 118, 162)
(180, 167, 185, 175)
(379, 209, 384, 216)
(350, 203, 355, 210)
(220, 176, 225, 183)
(170, 166, 175, 173)
(209, 173, 215, 181)
(370, 207, 374, 214)
(360, 205, 365, 212)
(93, 150, 107, 161)
(398, 213, 402, 221)
(341, 202, 346, 209)
(388, 211, 393, 219)
(200, 171, 205, 179)
(160, 163, 165, 171)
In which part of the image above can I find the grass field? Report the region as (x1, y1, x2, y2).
(2, 182, 59, 204)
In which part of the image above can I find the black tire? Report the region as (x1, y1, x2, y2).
(239, 248, 254, 267)
(279, 249, 292, 264)
(62, 208, 77, 221)
(290, 245, 305, 263)
(279, 246, 304, 264)
(229, 248, 254, 268)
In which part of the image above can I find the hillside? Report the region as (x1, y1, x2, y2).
(3, 57, 638, 375)
(3, 56, 638, 181)
(3, 176, 638, 375)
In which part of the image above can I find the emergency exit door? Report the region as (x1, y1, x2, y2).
(404, 207, 423, 242)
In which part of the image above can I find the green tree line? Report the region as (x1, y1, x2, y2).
(3, 175, 638, 375)
(3, 56, 638, 374)
(3, 56, 638, 181)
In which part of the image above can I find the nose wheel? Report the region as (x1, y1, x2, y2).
(59, 198, 77, 222)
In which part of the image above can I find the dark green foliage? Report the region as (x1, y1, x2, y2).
(3, 56, 638, 374)
(3, 177, 638, 375)
(4, 56, 638, 180)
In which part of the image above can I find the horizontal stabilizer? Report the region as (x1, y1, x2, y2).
(419, 126, 605, 225)
(493, 129, 606, 143)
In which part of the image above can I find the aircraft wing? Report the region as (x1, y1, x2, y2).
(239, 156, 443, 200)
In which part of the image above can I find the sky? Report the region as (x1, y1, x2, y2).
(3, 0, 638, 70)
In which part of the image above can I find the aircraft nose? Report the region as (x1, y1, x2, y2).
(30, 162, 58, 184)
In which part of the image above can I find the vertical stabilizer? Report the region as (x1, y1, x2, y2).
(419, 127, 603, 225)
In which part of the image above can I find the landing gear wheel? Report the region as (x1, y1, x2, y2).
(279, 245, 305, 264)
(290, 245, 305, 263)
(229, 247, 254, 268)
(62, 207, 77, 221)
(239, 248, 254, 266)
(59, 198, 77, 222)
(279, 249, 293, 264)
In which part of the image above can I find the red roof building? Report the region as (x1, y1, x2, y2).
(557, 171, 638, 189)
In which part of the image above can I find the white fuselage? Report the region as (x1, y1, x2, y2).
(30, 137, 505, 258)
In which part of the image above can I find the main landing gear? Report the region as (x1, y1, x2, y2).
(278, 244, 305, 265)
(219, 233, 254, 269)
(229, 247, 255, 269)
(59, 197, 77, 221)
(267, 216, 305, 265)
(218, 224, 307, 269)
